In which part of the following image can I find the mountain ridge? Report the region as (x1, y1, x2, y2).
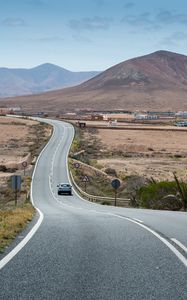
(1, 50, 187, 113)
(0, 63, 100, 97)
(80, 50, 187, 90)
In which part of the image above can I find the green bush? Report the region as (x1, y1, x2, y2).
(70, 139, 81, 153)
(101, 200, 111, 205)
(138, 181, 184, 210)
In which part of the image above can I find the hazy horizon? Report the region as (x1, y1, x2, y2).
(0, 62, 102, 72)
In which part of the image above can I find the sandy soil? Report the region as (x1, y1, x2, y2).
(0, 116, 38, 174)
(98, 129, 187, 153)
(95, 129, 187, 181)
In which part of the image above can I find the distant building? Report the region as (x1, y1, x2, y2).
(134, 114, 159, 120)
(175, 121, 187, 127)
(148, 111, 175, 117)
(175, 111, 187, 118)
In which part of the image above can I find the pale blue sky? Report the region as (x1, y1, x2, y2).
(1, 0, 187, 70)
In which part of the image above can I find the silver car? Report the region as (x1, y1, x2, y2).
(57, 183, 72, 195)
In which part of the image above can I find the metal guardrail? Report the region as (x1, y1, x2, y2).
(70, 171, 130, 207)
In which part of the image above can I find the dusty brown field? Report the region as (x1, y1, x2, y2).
(0, 116, 51, 204)
(0, 116, 52, 252)
(95, 129, 187, 181)
(0, 116, 51, 173)
(0, 116, 38, 172)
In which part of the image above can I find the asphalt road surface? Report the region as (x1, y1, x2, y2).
(0, 118, 187, 300)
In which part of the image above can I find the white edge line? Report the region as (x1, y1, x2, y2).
(171, 238, 187, 254)
(47, 125, 87, 211)
(51, 121, 187, 269)
(0, 118, 55, 270)
(62, 123, 187, 268)
(133, 218, 144, 223)
(46, 122, 96, 211)
(65, 124, 97, 206)
(4, 119, 185, 271)
(109, 213, 187, 268)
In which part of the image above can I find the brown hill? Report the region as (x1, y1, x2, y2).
(81, 50, 187, 89)
(1, 50, 187, 113)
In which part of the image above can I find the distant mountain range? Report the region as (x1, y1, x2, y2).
(0, 63, 100, 97)
(1, 50, 187, 112)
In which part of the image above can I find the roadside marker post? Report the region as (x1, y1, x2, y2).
(11, 175, 22, 206)
(82, 175, 90, 192)
(111, 179, 121, 206)
(22, 161, 27, 176)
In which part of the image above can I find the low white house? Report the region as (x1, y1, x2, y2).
(134, 114, 159, 120)
(175, 111, 187, 117)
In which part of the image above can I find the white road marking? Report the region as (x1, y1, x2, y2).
(46, 121, 187, 270)
(0, 119, 53, 270)
(171, 238, 187, 254)
(52, 123, 187, 269)
(0, 118, 62, 270)
(4, 118, 185, 274)
(65, 126, 97, 207)
(0, 210, 43, 270)
(47, 124, 91, 211)
(58, 123, 187, 268)
(133, 218, 144, 223)
(109, 213, 187, 268)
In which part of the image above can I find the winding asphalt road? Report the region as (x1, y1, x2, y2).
(0, 118, 187, 299)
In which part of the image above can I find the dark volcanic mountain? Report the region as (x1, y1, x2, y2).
(81, 50, 187, 89)
(0, 63, 100, 97)
(1, 50, 187, 112)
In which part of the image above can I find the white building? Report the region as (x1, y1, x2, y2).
(134, 114, 159, 120)
(175, 111, 187, 117)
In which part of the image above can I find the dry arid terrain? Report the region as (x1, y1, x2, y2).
(1, 51, 187, 113)
(0, 115, 51, 193)
(0, 116, 38, 173)
(0, 116, 52, 252)
(92, 128, 187, 182)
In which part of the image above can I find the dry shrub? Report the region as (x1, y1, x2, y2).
(0, 204, 35, 252)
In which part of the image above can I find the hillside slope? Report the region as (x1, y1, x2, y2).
(1, 51, 187, 112)
(81, 50, 187, 90)
(0, 63, 100, 97)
